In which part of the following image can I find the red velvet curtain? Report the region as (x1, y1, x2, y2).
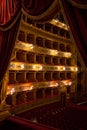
(0, 0, 21, 94)
(22, 0, 59, 22)
(22, 0, 54, 15)
(60, 0, 87, 66)
(0, 0, 21, 26)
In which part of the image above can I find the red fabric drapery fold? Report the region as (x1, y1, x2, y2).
(60, 0, 87, 66)
(22, 0, 59, 23)
(0, 0, 21, 96)
(22, 0, 54, 16)
(0, 16, 21, 101)
(0, 0, 21, 26)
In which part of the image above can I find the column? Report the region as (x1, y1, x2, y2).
(12, 93, 17, 106)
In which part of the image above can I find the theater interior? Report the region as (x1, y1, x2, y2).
(0, 0, 87, 130)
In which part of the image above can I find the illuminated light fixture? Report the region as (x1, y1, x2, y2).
(62, 23, 65, 27)
(20, 64, 25, 69)
(10, 63, 16, 69)
(49, 81, 58, 88)
(62, 80, 72, 86)
(32, 65, 36, 70)
(57, 66, 66, 71)
(35, 65, 43, 71)
(58, 66, 65, 71)
(32, 65, 43, 71)
(55, 50, 59, 55)
(55, 18, 59, 23)
(71, 67, 78, 72)
(55, 83, 58, 87)
(22, 43, 34, 50)
(75, 67, 78, 71)
(59, 51, 72, 58)
(50, 19, 68, 30)
(50, 50, 58, 56)
(64, 52, 72, 58)
(62, 67, 66, 71)
(49, 83, 54, 87)
(68, 81, 72, 86)
(29, 85, 33, 90)
(29, 44, 34, 49)
(38, 65, 43, 70)
(10, 88, 15, 95)
(16, 41, 34, 50)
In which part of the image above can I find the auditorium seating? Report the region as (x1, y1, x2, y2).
(1, 101, 87, 130)
(16, 102, 87, 130)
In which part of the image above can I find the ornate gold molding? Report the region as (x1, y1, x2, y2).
(15, 41, 72, 58)
(20, 20, 71, 44)
(9, 61, 78, 72)
(7, 80, 72, 95)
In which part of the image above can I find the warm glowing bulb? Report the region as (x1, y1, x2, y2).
(32, 65, 36, 70)
(39, 65, 43, 70)
(63, 67, 66, 71)
(29, 85, 33, 90)
(68, 81, 72, 86)
(75, 67, 78, 71)
(55, 83, 58, 87)
(29, 44, 34, 49)
(55, 19, 59, 23)
(21, 64, 24, 69)
(62, 23, 65, 27)
(10, 88, 15, 95)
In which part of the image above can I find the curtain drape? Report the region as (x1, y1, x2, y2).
(0, 0, 21, 96)
(59, 0, 87, 66)
(22, 0, 54, 15)
(22, 0, 59, 23)
(0, 0, 21, 27)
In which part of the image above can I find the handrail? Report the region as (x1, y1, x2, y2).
(6, 116, 58, 130)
